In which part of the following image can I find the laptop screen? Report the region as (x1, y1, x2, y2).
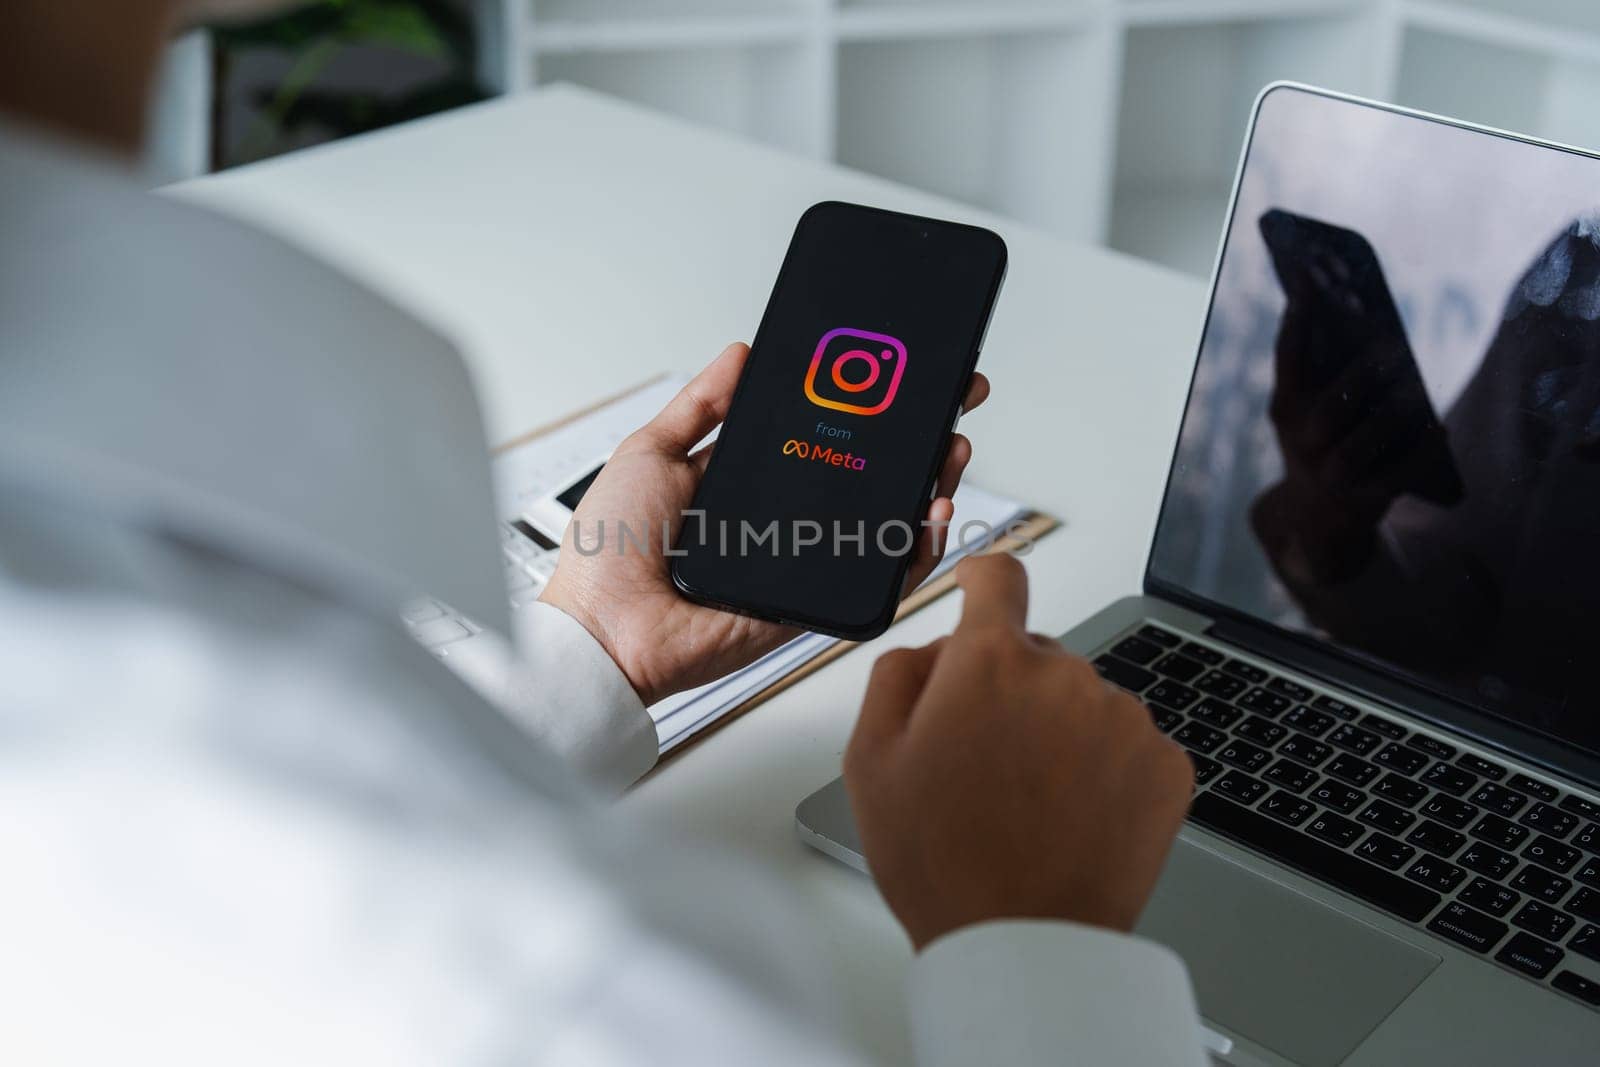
(1148, 86, 1600, 761)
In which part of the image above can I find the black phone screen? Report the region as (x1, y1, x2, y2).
(672, 201, 1006, 638)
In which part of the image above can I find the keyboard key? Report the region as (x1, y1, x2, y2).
(1361, 714, 1407, 740)
(1218, 739, 1272, 774)
(1576, 857, 1600, 889)
(1521, 835, 1581, 874)
(1571, 923, 1600, 964)
(410, 616, 471, 647)
(1457, 753, 1507, 781)
(1419, 794, 1479, 830)
(1428, 901, 1508, 953)
(1311, 693, 1359, 720)
(1559, 794, 1600, 821)
(1471, 813, 1530, 850)
(1553, 970, 1600, 1007)
(1264, 759, 1319, 793)
(1422, 761, 1477, 797)
(1510, 865, 1572, 905)
(1267, 677, 1313, 703)
(1145, 679, 1199, 710)
(1281, 704, 1336, 736)
(1470, 783, 1529, 818)
(1406, 820, 1467, 858)
(1356, 832, 1417, 871)
(1137, 624, 1181, 648)
(1278, 733, 1333, 767)
(1307, 810, 1365, 848)
(1358, 799, 1416, 835)
(1329, 723, 1382, 756)
(1153, 653, 1205, 683)
(1405, 854, 1466, 893)
(1193, 670, 1247, 701)
(1520, 802, 1578, 839)
(1459, 842, 1519, 880)
(1568, 886, 1600, 924)
(1511, 900, 1574, 942)
(1374, 743, 1428, 777)
(1508, 773, 1559, 803)
(1405, 735, 1457, 761)
(1309, 781, 1367, 814)
(1327, 753, 1381, 788)
(1459, 876, 1520, 917)
(1236, 715, 1287, 747)
(1260, 790, 1317, 827)
(1496, 931, 1563, 978)
(1374, 774, 1430, 807)
(1152, 708, 1184, 733)
(1188, 752, 1223, 785)
(1110, 635, 1164, 664)
(1222, 658, 1268, 684)
(1188, 792, 1440, 921)
(1173, 721, 1227, 754)
(1095, 654, 1156, 693)
(1239, 688, 1293, 718)
(1213, 770, 1269, 805)
(1189, 697, 1242, 729)
(1179, 641, 1225, 665)
(1575, 822, 1597, 851)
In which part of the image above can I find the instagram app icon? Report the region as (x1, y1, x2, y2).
(804, 327, 907, 416)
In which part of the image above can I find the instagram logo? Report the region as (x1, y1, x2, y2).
(804, 327, 907, 416)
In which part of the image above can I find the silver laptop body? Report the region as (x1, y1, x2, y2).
(797, 84, 1600, 1065)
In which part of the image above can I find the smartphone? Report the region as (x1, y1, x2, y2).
(1258, 208, 1463, 506)
(671, 201, 1007, 639)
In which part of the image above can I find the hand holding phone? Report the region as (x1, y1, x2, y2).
(672, 201, 1007, 639)
(538, 341, 990, 706)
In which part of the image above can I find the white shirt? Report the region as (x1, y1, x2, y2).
(0, 121, 1207, 1066)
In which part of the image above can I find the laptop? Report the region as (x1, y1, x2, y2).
(796, 83, 1600, 1065)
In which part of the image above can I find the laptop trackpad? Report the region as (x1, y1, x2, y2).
(1136, 839, 1438, 1066)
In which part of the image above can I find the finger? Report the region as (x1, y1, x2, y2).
(961, 372, 991, 414)
(902, 496, 955, 594)
(850, 639, 946, 758)
(933, 433, 971, 501)
(634, 343, 749, 455)
(953, 552, 1029, 634)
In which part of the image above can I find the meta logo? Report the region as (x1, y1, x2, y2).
(805, 327, 906, 416)
(782, 438, 867, 472)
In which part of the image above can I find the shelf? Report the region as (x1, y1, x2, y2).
(835, 26, 1117, 242)
(1108, 11, 1378, 272)
(835, 1, 1098, 41)
(535, 42, 826, 159)
(1411, 0, 1600, 43)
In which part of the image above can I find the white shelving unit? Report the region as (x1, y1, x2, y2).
(155, 0, 1600, 276)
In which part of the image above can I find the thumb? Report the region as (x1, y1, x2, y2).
(634, 343, 749, 455)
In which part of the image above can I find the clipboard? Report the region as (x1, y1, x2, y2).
(495, 377, 1061, 768)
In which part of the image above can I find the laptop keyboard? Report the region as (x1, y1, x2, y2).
(1096, 622, 1600, 1012)
(402, 521, 560, 651)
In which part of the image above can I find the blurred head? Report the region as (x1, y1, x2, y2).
(0, 0, 310, 154)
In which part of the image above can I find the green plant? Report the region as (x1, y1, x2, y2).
(211, 0, 486, 165)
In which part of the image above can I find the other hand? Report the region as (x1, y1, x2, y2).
(843, 554, 1193, 950)
(540, 342, 989, 707)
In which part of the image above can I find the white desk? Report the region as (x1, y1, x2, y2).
(176, 85, 1208, 1061)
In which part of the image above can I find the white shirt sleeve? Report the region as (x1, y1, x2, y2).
(438, 601, 659, 793)
(908, 920, 1209, 1066)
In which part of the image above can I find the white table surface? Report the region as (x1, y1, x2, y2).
(175, 84, 1209, 1062)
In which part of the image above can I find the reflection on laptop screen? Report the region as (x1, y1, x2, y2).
(1149, 86, 1600, 760)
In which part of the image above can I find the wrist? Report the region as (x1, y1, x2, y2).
(537, 584, 656, 706)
